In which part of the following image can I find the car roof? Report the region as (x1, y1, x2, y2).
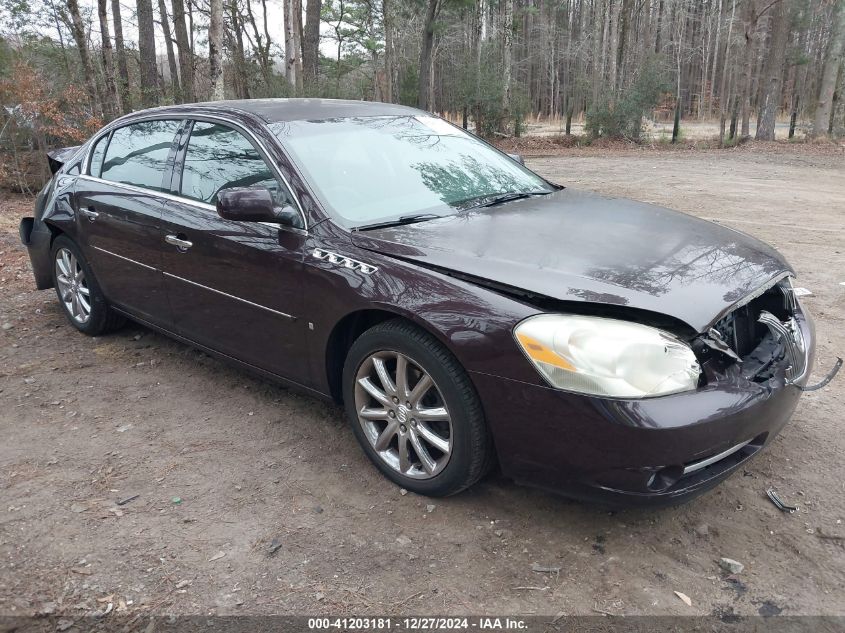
(133, 98, 425, 124)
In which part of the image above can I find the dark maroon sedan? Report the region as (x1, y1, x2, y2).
(20, 99, 817, 505)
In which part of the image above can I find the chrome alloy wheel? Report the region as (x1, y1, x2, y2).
(354, 351, 453, 479)
(55, 247, 91, 324)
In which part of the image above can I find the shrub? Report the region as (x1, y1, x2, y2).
(0, 61, 101, 191)
(585, 56, 671, 141)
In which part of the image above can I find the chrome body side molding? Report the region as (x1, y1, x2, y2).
(91, 245, 157, 271)
(162, 271, 296, 321)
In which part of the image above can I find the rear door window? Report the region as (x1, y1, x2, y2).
(100, 120, 182, 192)
(178, 121, 293, 207)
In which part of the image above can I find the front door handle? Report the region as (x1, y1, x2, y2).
(82, 207, 99, 221)
(165, 234, 193, 251)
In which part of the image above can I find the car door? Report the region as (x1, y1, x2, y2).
(159, 119, 310, 382)
(77, 118, 185, 326)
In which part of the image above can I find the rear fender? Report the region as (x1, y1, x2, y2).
(21, 171, 80, 290)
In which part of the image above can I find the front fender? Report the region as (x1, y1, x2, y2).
(302, 234, 548, 395)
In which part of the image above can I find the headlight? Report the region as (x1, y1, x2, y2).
(514, 314, 701, 398)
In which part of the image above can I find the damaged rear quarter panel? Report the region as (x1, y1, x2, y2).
(21, 167, 82, 290)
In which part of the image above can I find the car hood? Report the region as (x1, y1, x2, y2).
(350, 189, 791, 333)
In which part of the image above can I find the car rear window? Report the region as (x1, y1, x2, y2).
(100, 120, 182, 192)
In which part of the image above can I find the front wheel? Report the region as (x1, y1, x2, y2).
(342, 319, 493, 496)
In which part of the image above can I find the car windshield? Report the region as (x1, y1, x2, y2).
(268, 115, 554, 227)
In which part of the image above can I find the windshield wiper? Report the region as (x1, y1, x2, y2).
(354, 213, 443, 231)
(457, 190, 552, 210)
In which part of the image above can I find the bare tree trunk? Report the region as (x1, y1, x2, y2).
(137, 0, 161, 107)
(382, 0, 394, 102)
(111, 0, 132, 112)
(708, 0, 724, 118)
(65, 0, 102, 116)
(474, 0, 483, 133)
(302, 0, 321, 91)
(502, 0, 514, 116)
(812, 0, 845, 137)
(97, 0, 120, 118)
(158, 0, 181, 102)
(600, 0, 611, 89)
(284, 0, 298, 89)
(833, 57, 845, 134)
(188, 0, 195, 55)
(739, 0, 759, 137)
(294, 0, 304, 91)
(47, 0, 71, 73)
(672, 0, 688, 143)
(171, 0, 194, 102)
(209, 0, 224, 100)
(261, 0, 274, 83)
(654, 0, 664, 53)
(418, 0, 440, 110)
(756, 0, 790, 140)
(608, 0, 620, 99)
(243, 0, 273, 91)
(719, 0, 737, 146)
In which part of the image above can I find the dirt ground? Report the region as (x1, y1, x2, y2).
(1, 145, 844, 621)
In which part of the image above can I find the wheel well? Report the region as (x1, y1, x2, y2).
(44, 220, 64, 245)
(326, 309, 408, 404)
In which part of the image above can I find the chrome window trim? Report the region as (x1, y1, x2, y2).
(85, 118, 185, 187)
(84, 131, 110, 176)
(78, 173, 214, 209)
(82, 114, 190, 178)
(81, 113, 308, 231)
(162, 272, 296, 321)
(91, 245, 157, 271)
(77, 174, 307, 236)
(183, 115, 307, 229)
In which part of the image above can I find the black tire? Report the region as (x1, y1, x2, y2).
(342, 318, 493, 496)
(50, 235, 125, 336)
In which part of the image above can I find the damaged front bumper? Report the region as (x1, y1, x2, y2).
(471, 301, 816, 507)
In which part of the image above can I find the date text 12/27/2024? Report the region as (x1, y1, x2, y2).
(307, 618, 528, 630)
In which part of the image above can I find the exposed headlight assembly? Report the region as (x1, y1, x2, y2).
(514, 314, 701, 398)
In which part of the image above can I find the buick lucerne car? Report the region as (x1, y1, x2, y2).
(20, 99, 817, 505)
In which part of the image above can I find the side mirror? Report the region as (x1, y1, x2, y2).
(217, 187, 303, 229)
(507, 153, 525, 166)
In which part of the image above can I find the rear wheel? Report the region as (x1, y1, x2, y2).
(51, 235, 125, 335)
(342, 319, 493, 496)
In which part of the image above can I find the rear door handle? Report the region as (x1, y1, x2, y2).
(82, 207, 99, 221)
(165, 234, 193, 251)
